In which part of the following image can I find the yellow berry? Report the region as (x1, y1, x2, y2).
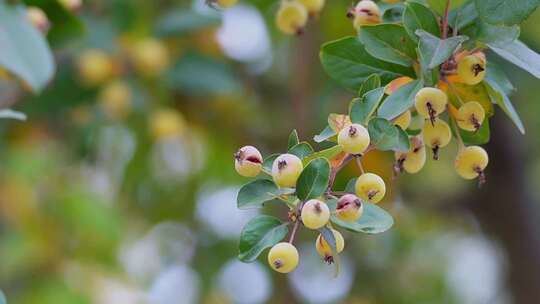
(455, 146, 488, 180)
(353, 0, 381, 31)
(335, 194, 363, 222)
(337, 123, 370, 155)
(234, 146, 263, 177)
(131, 38, 170, 77)
(268, 242, 299, 273)
(393, 110, 412, 130)
(149, 108, 186, 140)
(422, 118, 452, 160)
(216, 0, 238, 8)
(301, 199, 330, 229)
(27, 7, 50, 33)
(415, 87, 447, 123)
(315, 228, 344, 263)
(456, 101, 485, 132)
(395, 137, 426, 174)
(355, 173, 385, 204)
(298, 0, 325, 14)
(275, 1, 308, 35)
(99, 80, 132, 121)
(271, 154, 303, 187)
(77, 49, 115, 86)
(457, 55, 486, 85)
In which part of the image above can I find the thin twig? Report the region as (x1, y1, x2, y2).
(442, 0, 451, 39)
(355, 155, 365, 174)
(289, 220, 300, 243)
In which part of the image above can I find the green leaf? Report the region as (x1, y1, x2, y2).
(296, 158, 331, 201)
(155, 9, 221, 37)
(349, 87, 385, 125)
(488, 40, 540, 79)
(344, 178, 357, 193)
(328, 201, 394, 234)
(486, 63, 514, 95)
(303, 145, 343, 165)
(320, 37, 415, 91)
(313, 125, 336, 143)
(460, 118, 490, 145)
(357, 74, 381, 97)
(262, 154, 279, 173)
(0, 109, 26, 121)
(448, 1, 478, 31)
(475, 0, 540, 25)
(368, 118, 410, 152)
(358, 24, 417, 66)
(289, 142, 314, 159)
(0, 1, 55, 92)
(462, 20, 520, 47)
(319, 226, 340, 276)
(416, 30, 468, 69)
(238, 215, 289, 262)
(237, 179, 286, 209)
(427, 0, 468, 15)
(378, 79, 423, 120)
(403, 2, 440, 42)
(288, 129, 299, 150)
(484, 80, 525, 134)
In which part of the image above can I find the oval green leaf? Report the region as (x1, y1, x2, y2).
(289, 142, 314, 159)
(350, 87, 385, 125)
(330, 202, 394, 234)
(358, 24, 417, 66)
(237, 179, 285, 209)
(296, 158, 330, 201)
(288, 129, 299, 150)
(238, 215, 289, 263)
(403, 2, 440, 42)
(378, 79, 423, 120)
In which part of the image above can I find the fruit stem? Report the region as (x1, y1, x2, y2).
(328, 153, 354, 190)
(449, 116, 466, 150)
(289, 220, 300, 243)
(442, 0, 451, 39)
(355, 155, 365, 174)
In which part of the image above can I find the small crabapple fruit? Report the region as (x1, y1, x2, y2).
(27, 7, 50, 33)
(336, 194, 363, 222)
(415, 87, 447, 125)
(234, 146, 263, 177)
(268, 242, 299, 273)
(457, 101, 485, 132)
(355, 173, 386, 204)
(353, 0, 381, 31)
(455, 146, 488, 182)
(315, 228, 345, 263)
(272, 154, 303, 187)
(298, 0, 325, 15)
(131, 38, 170, 77)
(457, 54, 486, 85)
(59, 0, 82, 13)
(394, 110, 412, 130)
(338, 123, 370, 155)
(301, 199, 330, 229)
(395, 137, 426, 174)
(99, 80, 132, 121)
(275, 1, 309, 35)
(422, 118, 452, 160)
(77, 49, 115, 86)
(149, 108, 186, 141)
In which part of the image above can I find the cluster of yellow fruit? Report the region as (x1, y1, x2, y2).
(275, 0, 325, 35)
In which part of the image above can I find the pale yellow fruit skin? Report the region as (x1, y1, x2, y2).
(27, 7, 49, 33)
(353, 0, 381, 30)
(59, 0, 82, 12)
(234, 146, 263, 177)
(298, 0, 325, 13)
(414, 87, 447, 119)
(335, 193, 363, 222)
(457, 55, 486, 85)
(457, 101, 485, 131)
(455, 146, 488, 179)
(268, 242, 299, 273)
(217, 0, 238, 8)
(394, 110, 412, 130)
(395, 138, 426, 174)
(149, 108, 186, 140)
(315, 228, 345, 259)
(381, 0, 400, 3)
(422, 118, 451, 148)
(131, 38, 170, 77)
(355, 173, 385, 203)
(301, 199, 330, 229)
(77, 49, 114, 86)
(271, 154, 303, 187)
(276, 1, 308, 35)
(99, 80, 132, 121)
(338, 123, 370, 155)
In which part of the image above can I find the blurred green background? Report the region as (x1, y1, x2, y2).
(1, 0, 540, 303)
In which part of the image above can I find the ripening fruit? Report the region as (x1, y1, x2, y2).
(422, 118, 452, 160)
(149, 108, 186, 140)
(268, 242, 299, 273)
(214, 0, 238, 8)
(59, 0, 82, 12)
(381, 0, 401, 3)
(301, 199, 330, 229)
(338, 123, 370, 155)
(272, 154, 303, 187)
(315, 228, 345, 263)
(355, 173, 385, 204)
(77, 49, 115, 86)
(457, 55, 486, 85)
(455, 146, 488, 180)
(415, 87, 448, 125)
(27, 7, 50, 33)
(394, 110, 411, 130)
(298, 0, 325, 14)
(353, 0, 381, 31)
(131, 38, 170, 77)
(99, 80, 132, 121)
(395, 137, 426, 174)
(275, 1, 309, 35)
(234, 146, 263, 177)
(456, 101, 485, 132)
(336, 194, 363, 222)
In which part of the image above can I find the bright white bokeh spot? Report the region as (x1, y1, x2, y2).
(195, 186, 258, 239)
(148, 264, 200, 304)
(218, 259, 272, 304)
